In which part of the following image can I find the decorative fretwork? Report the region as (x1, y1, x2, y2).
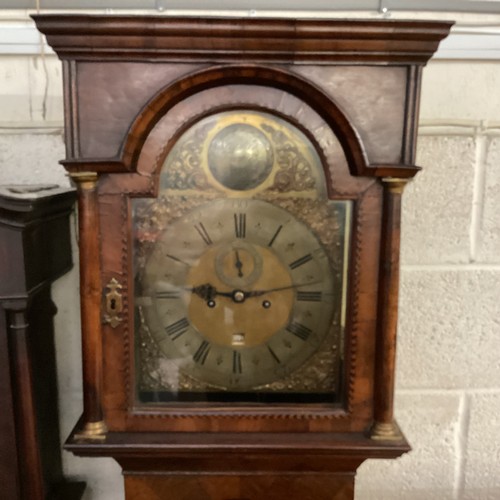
(261, 123, 316, 192)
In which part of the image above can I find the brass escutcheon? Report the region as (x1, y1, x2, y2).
(103, 278, 123, 328)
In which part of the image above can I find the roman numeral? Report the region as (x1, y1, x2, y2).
(165, 317, 189, 340)
(289, 253, 313, 270)
(267, 345, 281, 364)
(193, 340, 211, 365)
(233, 350, 242, 374)
(156, 290, 181, 299)
(234, 213, 246, 238)
(297, 291, 322, 302)
(286, 321, 312, 341)
(194, 222, 212, 245)
(268, 224, 283, 247)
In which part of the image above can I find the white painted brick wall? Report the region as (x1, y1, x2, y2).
(481, 136, 500, 262)
(357, 393, 462, 500)
(402, 135, 476, 264)
(1, 22, 499, 500)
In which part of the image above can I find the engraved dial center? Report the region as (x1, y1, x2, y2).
(215, 241, 262, 288)
(186, 242, 294, 348)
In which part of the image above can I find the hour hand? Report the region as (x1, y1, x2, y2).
(188, 283, 217, 301)
(187, 283, 233, 301)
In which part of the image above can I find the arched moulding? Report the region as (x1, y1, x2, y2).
(98, 66, 374, 198)
(125, 65, 369, 176)
(96, 77, 380, 429)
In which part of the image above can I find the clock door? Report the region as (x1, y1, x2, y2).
(132, 110, 351, 405)
(96, 81, 380, 433)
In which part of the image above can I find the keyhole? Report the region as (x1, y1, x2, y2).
(110, 298, 116, 310)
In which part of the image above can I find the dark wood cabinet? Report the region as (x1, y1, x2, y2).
(33, 16, 452, 499)
(0, 185, 85, 500)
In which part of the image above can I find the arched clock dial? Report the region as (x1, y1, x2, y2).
(138, 198, 335, 390)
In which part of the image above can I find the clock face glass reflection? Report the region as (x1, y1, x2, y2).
(132, 110, 351, 404)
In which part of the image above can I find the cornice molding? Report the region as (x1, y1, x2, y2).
(3, 16, 500, 60)
(31, 15, 452, 65)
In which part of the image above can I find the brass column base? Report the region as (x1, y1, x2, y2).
(74, 420, 108, 442)
(370, 421, 404, 442)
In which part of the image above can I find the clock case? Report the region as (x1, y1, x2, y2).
(34, 15, 451, 499)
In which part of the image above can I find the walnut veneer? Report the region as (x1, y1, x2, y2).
(33, 15, 452, 500)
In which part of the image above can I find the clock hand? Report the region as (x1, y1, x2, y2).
(187, 281, 321, 304)
(186, 283, 234, 301)
(187, 283, 270, 304)
(243, 280, 322, 298)
(234, 249, 244, 277)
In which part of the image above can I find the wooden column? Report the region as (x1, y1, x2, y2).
(371, 177, 408, 441)
(9, 306, 46, 499)
(71, 172, 107, 439)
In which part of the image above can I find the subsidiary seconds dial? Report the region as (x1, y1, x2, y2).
(139, 198, 335, 390)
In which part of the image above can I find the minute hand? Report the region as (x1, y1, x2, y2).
(244, 281, 322, 298)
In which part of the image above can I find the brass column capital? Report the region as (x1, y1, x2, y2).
(69, 171, 98, 190)
(381, 177, 409, 194)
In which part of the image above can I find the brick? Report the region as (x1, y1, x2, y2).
(402, 136, 475, 264)
(0, 56, 31, 124)
(356, 392, 460, 500)
(28, 55, 64, 125)
(463, 393, 500, 500)
(421, 62, 500, 122)
(397, 270, 500, 389)
(477, 137, 500, 263)
(0, 133, 68, 186)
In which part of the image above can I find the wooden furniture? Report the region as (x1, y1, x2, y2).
(33, 16, 452, 499)
(0, 184, 85, 500)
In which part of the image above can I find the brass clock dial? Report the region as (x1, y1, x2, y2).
(134, 109, 350, 402)
(139, 198, 335, 390)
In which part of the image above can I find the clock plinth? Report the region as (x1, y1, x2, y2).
(33, 15, 451, 499)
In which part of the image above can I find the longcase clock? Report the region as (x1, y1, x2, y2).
(34, 15, 451, 500)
